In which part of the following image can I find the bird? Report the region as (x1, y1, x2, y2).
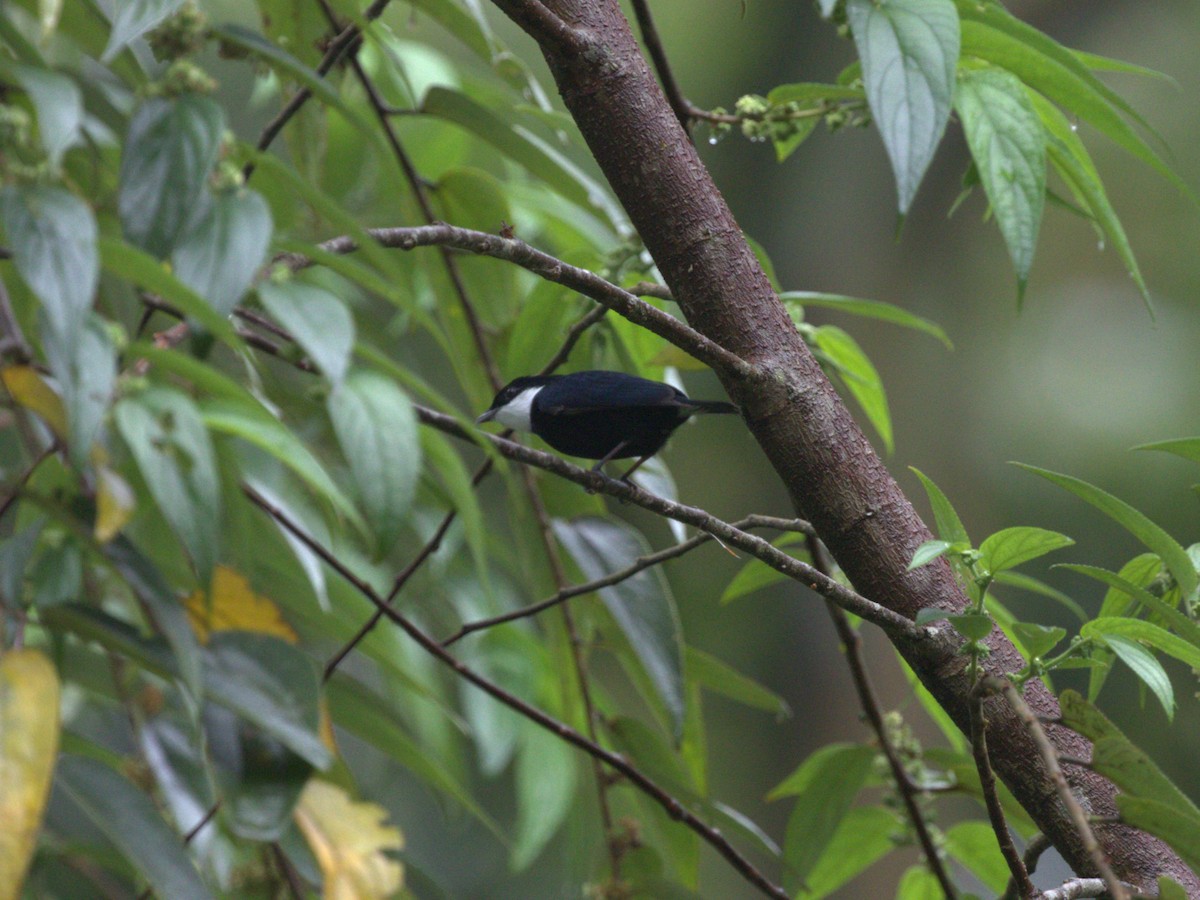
(475, 370, 739, 481)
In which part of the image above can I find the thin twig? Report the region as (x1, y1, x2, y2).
(416, 401, 918, 638)
(445, 515, 813, 645)
(0, 274, 31, 361)
(537, 305, 607, 375)
(279, 224, 754, 378)
(807, 535, 957, 897)
(322, 457, 494, 681)
(0, 442, 55, 524)
(242, 0, 394, 180)
(243, 483, 790, 900)
(1022, 833, 1053, 878)
(134, 801, 221, 899)
(630, 0, 692, 133)
(969, 687, 1034, 897)
(1038, 879, 1111, 900)
(983, 677, 1129, 900)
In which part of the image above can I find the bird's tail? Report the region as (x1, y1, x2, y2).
(688, 400, 739, 415)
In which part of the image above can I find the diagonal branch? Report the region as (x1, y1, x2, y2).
(630, 0, 691, 133)
(243, 483, 789, 900)
(279, 224, 753, 378)
(414, 402, 919, 639)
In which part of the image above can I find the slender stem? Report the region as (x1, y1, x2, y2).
(243, 483, 789, 900)
(983, 677, 1129, 900)
(0, 442, 55, 524)
(969, 688, 1034, 898)
(446, 516, 813, 645)
(630, 0, 691, 133)
(807, 534, 958, 897)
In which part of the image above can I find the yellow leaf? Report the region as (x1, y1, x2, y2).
(184, 565, 298, 644)
(0, 649, 61, 900)
(94, 465, 136, 543)
(1, 366, 67, 439)
(294, 780, 404, 900)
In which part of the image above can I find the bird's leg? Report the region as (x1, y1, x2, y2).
(585, 441, 630, 494)
(617, 452, 654, 485)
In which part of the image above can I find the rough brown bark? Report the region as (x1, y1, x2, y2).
(493, 0, 1200, 895)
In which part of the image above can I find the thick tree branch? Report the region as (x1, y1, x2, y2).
(243, 483, 789, 900)
(490, 0, 1199, 891)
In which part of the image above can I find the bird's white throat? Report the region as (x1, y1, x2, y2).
(493, 385, 543, 431)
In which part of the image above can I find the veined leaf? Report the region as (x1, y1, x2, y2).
(781, 291, 951, 347)
(954, 66, 1045, 294)
(259, 281, 355, 386)
(103, 0, 187, 61)
(1016, 464, 1196, 602)
(1102, 634, 1174, 719)
(172, 189, 272, 317)
(814, 324, 892, 452)
(978, 526, 1073, 573)
(847, 0, 960, 212)
(909, 467, 970, 545)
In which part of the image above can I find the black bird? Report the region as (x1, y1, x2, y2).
(475, 370, 738, 480)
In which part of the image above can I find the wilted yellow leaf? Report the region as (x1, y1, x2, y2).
(1, 366, 67, 439)
(94, 465, 136, 543)
(0, 649, 61, 900)
(184, 565, 298, 644)
(294, 780, 404, 900)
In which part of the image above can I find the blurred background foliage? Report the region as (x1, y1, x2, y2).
(1, 0, 1198, 897)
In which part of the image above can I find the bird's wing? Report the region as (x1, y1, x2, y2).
(536, 373, 683, 414)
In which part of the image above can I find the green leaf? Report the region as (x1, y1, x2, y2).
(512, 720, 576, 871)
(946, 613, 994, 641)
(799, 805, 899, 899)
(813, 324, 892, 452)
(685, 646, 791, 718)
(1029, 91, 1150, 310)
(1060, 690, 1200, 817)
(103, 0, 187, 61)
(203, 632, 330, 769)
(11, 64, 83, 168)
(1016, 464, 1197, 603)
(895, 864, 942, 900)
(0, 184, 97, 348)
(772, 118, 819, 163)
(909, 468, 970, 545)
(944, 821, 1007, 892)
(958, 11, 1193, 205)
(171, 189, 272, 317)
(328, 370, 421, 553)
(1135, 437, 1200, 466)
(421, 87, 623, 227)
(41, 316, 115, 464)
(720, 532, 807, 603)
(100, 237, 242, 349)
(258, 282, 355, 386)
(1082, 617, 1200, 671)
(1058, 564, 1200, 648)
(119, 95, 223, 258)
(978, 526, 1073, 573)
(1011, 622, 1066, 660)
(1102, 634, 1174, 720)
(57, 754, 212, 900)
(115, 386, 221, 580)
(846, 0, 960, 212)
(554, 517, 686, 741)
(773, 743, 876, 891)
(326, 672, 500, 836)
(954, 66, 1045, 293)
(105, 537, 203, 698)
(197, 396, 363, 530)
(1115, 796, 1200, 874)
(1159, 877, 1191, 900)
(908, 539, 951, 570)
(991, 570, 1089, 623)
(780, 292, 951, 348)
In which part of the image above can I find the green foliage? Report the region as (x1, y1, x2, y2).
(0, 1, 1196, 898)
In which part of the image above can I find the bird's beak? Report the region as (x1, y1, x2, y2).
(475, 409, 497, 425)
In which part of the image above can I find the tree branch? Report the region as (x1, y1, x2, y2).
(243, 483, 789, 900)
(279, 224, 753, 379)
(630, 0, 691, 133)
(414, 401, 919, 639)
